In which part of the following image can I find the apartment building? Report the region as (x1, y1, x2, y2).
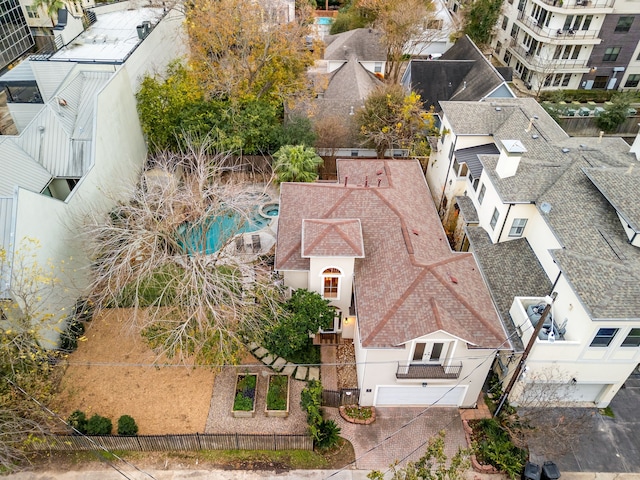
(0, 0, 35, 71)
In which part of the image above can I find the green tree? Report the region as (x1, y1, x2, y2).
(32, 0, 64, 27)
(276, 116, 317, 148)
(264, 289, 334, 360)
(462, 0, 503, 47)
(272, 145, 323, 184)
(368, 430, 469, 480)
(356, 84, 436, 158)
(595, 93, 634, 132)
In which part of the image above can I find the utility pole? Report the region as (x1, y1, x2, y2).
(494, 292, 557, 417)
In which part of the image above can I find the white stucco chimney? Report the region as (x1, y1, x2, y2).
(496, 139, 527, 179)
(629, 123, 640, 161)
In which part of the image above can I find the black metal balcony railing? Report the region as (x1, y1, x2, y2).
(396, 362, 462, 379)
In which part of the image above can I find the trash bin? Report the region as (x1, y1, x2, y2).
(541, 461, 561, 480)
(522, 462, 541, 480)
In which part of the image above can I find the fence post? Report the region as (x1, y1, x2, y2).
(235, 432, 239, 450)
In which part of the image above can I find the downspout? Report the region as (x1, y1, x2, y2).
(497, 204, 513, 242)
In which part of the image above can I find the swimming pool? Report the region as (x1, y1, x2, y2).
(178, 209, 270, 255)
(316, 17, 333, 25)
(261, 202, 280, 217)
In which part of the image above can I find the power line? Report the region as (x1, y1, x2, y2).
(5, 377, 157, 480)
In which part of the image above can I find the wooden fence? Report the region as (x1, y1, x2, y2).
(29, 433, 313, 452)
(322, 388, 360, 408)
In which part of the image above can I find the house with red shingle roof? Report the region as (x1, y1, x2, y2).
(275, 158, 511, 407)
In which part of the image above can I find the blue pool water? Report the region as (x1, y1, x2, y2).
(316, 17, 333, 25)
(178, 210, 269, 255)
(262, 204, 280, 217)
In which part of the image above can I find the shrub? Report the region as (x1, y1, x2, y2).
(59, 320, 85, 353)
(316, 419, 341, 449)
(86, 414, 112, 435)
(117, 415, 138, 435)
(595, 93, 635, 132)
(471, 418, 527, 479)
(67, 410, 88, 434)
(344, 405, 372, 420)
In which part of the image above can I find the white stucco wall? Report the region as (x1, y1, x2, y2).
(308, 256, 355, 314)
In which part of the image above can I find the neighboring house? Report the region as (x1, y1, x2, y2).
(490, 0, 640, 92)
(0, 0, 35, 72)
(0, 1, 187, 347)
(323, 28, 386, 76)
(275, 158, 511, 407)
(403, 0, 457, 58)
(429, 96, 640, 407)
(401, 35, 515, 111)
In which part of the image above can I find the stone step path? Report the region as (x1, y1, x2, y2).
(247, 342, 320, 382)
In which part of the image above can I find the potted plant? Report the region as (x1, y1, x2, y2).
(232, 372, 258, 418)
(265, 374, 290, 418)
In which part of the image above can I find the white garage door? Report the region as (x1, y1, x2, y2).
(375, 386, 466, 406)
(566, 384, 607, 402)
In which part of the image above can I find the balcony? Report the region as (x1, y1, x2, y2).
(535, 0, 614, 9)
(516, 13, 600, 39)
(396, 362, 462, 379)
(508, 42, 589, 70)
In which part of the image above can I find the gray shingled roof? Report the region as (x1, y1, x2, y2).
(455, 195, 479, 223)
(324, 28, 386, 62)
(405, 35, 514, 111)
(583, 165, 640, 233)
(466, 227, 553, 352)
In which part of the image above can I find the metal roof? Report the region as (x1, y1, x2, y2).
(0, 60, 35, 84)
(0, 137, 51, 196)
(455, 143, 499, 179)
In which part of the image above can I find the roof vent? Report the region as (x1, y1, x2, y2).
(532, 134, 539, 139)
(540, 202, 552, 214)
(579, 144, 587, 149)
(561, 147, 570, 153)
(450, 275, 458, 284)
(495, 107, 502, 111)
(412, 229, 419, 235)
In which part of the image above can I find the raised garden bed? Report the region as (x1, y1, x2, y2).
(232, 373, 257, 418)
(339, 405, 375, 425)
(265, 374, 290, 418)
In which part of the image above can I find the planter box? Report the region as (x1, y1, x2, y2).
(265, 374, 290, 418)
(232, 373, 258, 418)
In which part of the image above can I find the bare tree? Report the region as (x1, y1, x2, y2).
(83, 137, 284, 365)
(504, 367, 595, 459)
(529, 54, 559, 100)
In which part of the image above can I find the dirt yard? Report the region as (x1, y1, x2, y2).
(53, 309, 215, 435)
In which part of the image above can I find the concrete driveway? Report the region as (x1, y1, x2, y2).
(529, 377, 640, 473)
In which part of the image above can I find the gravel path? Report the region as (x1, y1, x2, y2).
(204, 363, 308, 434)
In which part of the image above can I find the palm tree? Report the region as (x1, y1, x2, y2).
(32, 0, 65, 28)
(272, 145, 323, 184)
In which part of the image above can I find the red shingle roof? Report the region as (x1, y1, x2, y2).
(275, 159, 508, 349)
(302, 219, 365, 258)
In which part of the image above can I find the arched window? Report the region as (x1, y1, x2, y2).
(322, 267, 341, 299)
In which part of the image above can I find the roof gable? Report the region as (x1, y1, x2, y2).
(302, 218, 365, 258)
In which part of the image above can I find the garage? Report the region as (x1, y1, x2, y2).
(565, 383, 608, 403)
(375, 385, 466, 406)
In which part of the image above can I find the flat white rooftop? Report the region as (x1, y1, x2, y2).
(50, 7, 164, 63)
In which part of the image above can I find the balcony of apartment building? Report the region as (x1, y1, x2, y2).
(534, 0, 613, 10)
(508, 40, 590, 71)
(516, 12, 600, 40)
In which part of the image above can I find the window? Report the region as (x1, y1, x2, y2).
(622, 328, 640, 347)
(489, 208, 500, 230)
(508, 218, 527, 237)
(571, 45, 581, 60)
(603, 47, 621, 62)
(625, 74, 640, 88)
(510, 24, 520, 40)
(590, 328, 619, 347)
(496, 40, 502, 55)
(25, 5, 38, 18)
(582, 15, 592, 30)
(503, 51, 512, 65)
(374, 62, 382, 73)
(478, 184, 486, 204)
(322, 267, 341, 299)
(615, 16, 634, 33)
(562, 73, 571, 87)
(412, 342, 444, 362)
(502, 16, 508, 30)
